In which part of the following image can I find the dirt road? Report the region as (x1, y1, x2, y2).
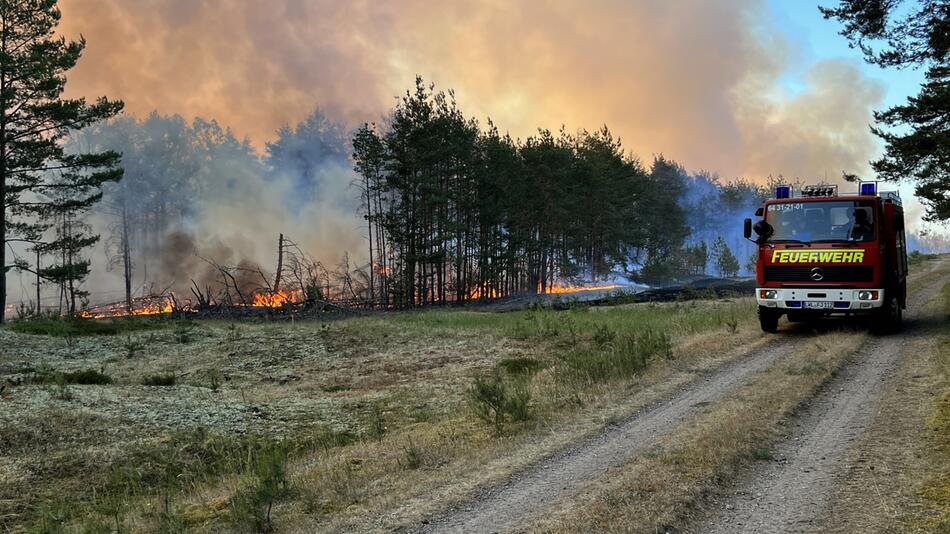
(413, 259, 949, 534)
(696, 262, 949, 533)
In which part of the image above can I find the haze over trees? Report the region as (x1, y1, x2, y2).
(0, 0, 124, 323)
(822, 0, 950, 220)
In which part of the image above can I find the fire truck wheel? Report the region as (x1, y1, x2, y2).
(758, 307, 780, 333)
(873, 295, 903, 335)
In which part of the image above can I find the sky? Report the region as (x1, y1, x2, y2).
(54, 0, 941, 233)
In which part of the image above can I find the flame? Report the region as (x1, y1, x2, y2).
(252, 289, 302, 307)
(80, 297, 175, 319)
(542, 283, 623, 294)
(469, 286, 501, 299)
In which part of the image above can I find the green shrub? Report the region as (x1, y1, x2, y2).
(10, 316, 163, 337)
(592, 324, 617, 347)
(63, 369, 113, 385)
(122, 335, 146, 358)
(174, 321, 198, 344)
(206, 368, 222, 391)
(398, 438, 425, 470)
(33, 367, 113, 386)
(563, 329, 672, 383)
(142, 373, 177, 387)
(228, 442, 291, 532)
(498, 357, 546, 376)
(467, 373, 532, 431)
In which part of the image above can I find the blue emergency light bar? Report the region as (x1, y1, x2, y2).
(860, 182, 877, 195)
(775, 185, 791, 199)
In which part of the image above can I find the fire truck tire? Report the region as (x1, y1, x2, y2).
(872, 295, 903, 335)
(758, 307, 780, 333)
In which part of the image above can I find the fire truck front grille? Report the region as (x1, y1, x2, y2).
(763, 265, 874, 283)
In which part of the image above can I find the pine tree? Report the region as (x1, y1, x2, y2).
(822, 0, 950, 220)
(712, 236, 740, 278)
(1, 0, 123, 322)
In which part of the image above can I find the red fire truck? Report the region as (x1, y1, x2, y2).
(743, 183, 907, 334)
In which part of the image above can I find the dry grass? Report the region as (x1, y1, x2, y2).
(528, 330, 866, 533)
(910, 281, 950, 532)
(0, 297, 758, 532)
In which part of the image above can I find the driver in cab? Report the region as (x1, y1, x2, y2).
(849, 208, 873, 241)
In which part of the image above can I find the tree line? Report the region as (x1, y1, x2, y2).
(353, 78, 761, 308)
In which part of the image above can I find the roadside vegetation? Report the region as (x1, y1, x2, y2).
(914, 280, 950, 531)
(0, 296, 756, 532)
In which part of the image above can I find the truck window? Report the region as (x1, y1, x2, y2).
(765, 200, 876, 244)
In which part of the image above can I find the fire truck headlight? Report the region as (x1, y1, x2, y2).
(857, 290, 879, 301)
(759, 290, 778, 299)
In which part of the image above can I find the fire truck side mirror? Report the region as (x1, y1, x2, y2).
(743, 218, 752, 239)
(752, 220, 773, 240)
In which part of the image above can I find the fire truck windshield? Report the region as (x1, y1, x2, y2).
(764, 200, 876, 244)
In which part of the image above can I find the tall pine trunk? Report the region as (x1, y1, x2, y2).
(122, 204, 133, 313)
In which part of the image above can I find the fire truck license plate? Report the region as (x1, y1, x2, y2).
(804, 301, 834, 309)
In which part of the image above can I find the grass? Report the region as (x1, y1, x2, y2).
(909, 250, 939, 266)
(532, 331, 866, 533)
(142, 372, 177, 386)
(0, 295, 760, 533)
(913, 282, 950, 531)
(17, 429, 300, 532)
(29, 366, 114, 385)
(10, 315, 166, 337)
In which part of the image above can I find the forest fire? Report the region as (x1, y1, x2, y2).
(251, 289, 303, 307)
(543, 283, 624, 295)
(80, 297, 175, 319)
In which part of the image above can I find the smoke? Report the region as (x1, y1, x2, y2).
(57, 0, 885, 182)
(4, 0, 908, 305)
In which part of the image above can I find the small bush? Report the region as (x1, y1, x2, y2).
(467, 373, 532, 431)
(122, 335, 146, 358)
(367, 402, 387, 440)
(33, 367, 113, 385)
(63, 369, 113, 385)
(206, 368, 223, 391)
(142, 373, 177, 387)
(398, 438, 425, 470)
(10, 316, 162, 337)
(751, 447, 774, 461)
(592, 324, 617, 347)
(498, 357, 546, 376)
(228, 442, 291, 532)
(564, 329, 672, 383)
(174, 321, 198, 344)
(725, 316, 739, 334)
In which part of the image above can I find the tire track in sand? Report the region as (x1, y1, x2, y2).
(696, 262, 950, 534)
(415, 337, 802, 533)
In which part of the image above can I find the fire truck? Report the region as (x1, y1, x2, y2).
(743, 183, 907, 334)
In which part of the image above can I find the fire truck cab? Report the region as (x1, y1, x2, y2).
(743, 183, 907, 334)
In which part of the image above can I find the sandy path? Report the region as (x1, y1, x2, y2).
(696, 261, 949, 534)
(414, 338, 800, 533)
